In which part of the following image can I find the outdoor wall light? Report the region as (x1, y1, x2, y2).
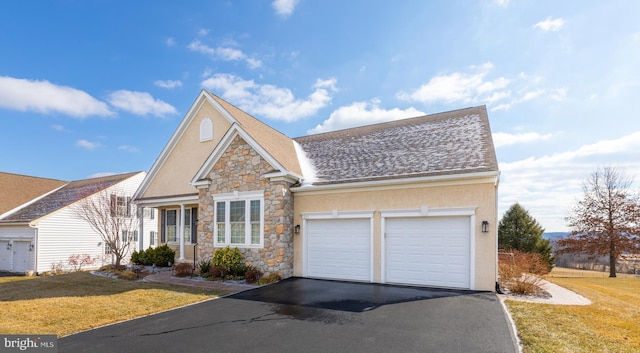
(29, 243, 34, 251)
(6, 243, 11, 250)
(294, 225, 300, 234)
(97, 242, 102, 246)
(481, 221, 489, 233)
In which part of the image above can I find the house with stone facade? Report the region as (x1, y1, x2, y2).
(133, 90, 500, 291)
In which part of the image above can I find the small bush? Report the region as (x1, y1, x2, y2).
(245, 267, 262, 283)
(197, 257, 212, 277)
(68, 254, 97, 272)
(212, 246, 243, 273)
(259, 272, 282, 285)
(117, 270, 139, 281)
(152, 245, 176, 267)
(130, 245, 175, 267)
(207, 265, 226, 280)
(499, 249, 548, 295)
(174, 263, 193, 277)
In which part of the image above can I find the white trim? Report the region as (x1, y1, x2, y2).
(135, 194, 199, 208)
(291, 171, 499, 196)
(301, 210, 374, 282)
(133, 90, 237, 201)
(213, 190, 265, 249)
(190, 125, 302, 186)
(380, 206, 477, 289)
(199, 117, 213, 142)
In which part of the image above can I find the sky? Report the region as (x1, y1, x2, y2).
(2, 1, 640, 232)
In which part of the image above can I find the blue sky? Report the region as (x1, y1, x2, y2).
(2, 0, 640, 231)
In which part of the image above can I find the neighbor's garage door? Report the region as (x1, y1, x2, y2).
(0, 240, 11, 271)
(12, 241, 33, 273)
(386, 217, 470, 289)
(306, 218, 371, 281)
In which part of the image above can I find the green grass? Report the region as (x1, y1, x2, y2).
(505, 267, 640, 352)
(0, 272, 230, 337)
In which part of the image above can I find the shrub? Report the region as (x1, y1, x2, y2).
(259, 272, 282, 285)
(153, 245, 176, 267)
(212, 246, 243, 273)
(207, 265, 226, 280)
(130, 245, 175, 267)
(197, 257, 212, 277)
(499, 249, 548, 295)
(68, 254, 97, 272)
(245, 267, 262, 283)
(174, 263, 193, 277)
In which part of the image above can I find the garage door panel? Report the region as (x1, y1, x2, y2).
(386, 217, 470, 289)
(306, 218, 371, 282)
(0, 241, 11, 271)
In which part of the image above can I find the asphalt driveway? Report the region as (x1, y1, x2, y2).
(59, 278, 518, 353)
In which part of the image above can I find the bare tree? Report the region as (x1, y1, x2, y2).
(73, 186, 140, 267)
(558, 166, 640, 277)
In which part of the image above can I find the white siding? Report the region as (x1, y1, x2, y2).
(34, 172, 153, 273)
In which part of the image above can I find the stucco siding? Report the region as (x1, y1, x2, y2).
(143, 100, 232, 199)
(292, 178, 498, 290)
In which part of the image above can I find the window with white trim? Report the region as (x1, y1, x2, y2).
(214, 191, 264, 248)
(150, 231, 156, 246)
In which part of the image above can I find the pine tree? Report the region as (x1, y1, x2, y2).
(499, 202, 554, 270)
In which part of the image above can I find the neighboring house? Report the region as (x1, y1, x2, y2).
(0, 171, 157, 274)
(134, 90, 500, 291)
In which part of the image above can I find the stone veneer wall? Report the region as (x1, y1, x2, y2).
(197, 135, 295, 278)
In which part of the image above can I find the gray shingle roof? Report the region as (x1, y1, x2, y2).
(294, 106, 498, 185)
(0, 172, 141, 223)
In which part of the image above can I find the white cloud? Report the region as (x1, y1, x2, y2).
(492, 132, 553, 148)
(88, 172, 117, 178)
(106, 90, 177, 117)
(533, 17, 565, 32)
(76, 139, 102, 150)
(494, 0, 510, 6)
(397, 63, 511, 105)
(118, 145, 140, 153)
(154, 80, 183, 89)
(499, 131, 640, 231)
(187, 40, 262, 69)
(308, 99, 425, 134)
(197, 28, 210, 37)
(0, 76, 113, 118)
(51, 124, 67, 132)
(166, 37, 176, 47)
(201, 74, 337, 122)
(272, 0, 300, 18)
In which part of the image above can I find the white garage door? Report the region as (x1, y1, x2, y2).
(386, 217, 470, 289)
(0, 240, 11, 271)
(306, 218, 371, 281)
(13, 241, 33, 273)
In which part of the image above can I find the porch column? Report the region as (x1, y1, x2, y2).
(179, 204, 185, 260)
(138, 206, 144, 251)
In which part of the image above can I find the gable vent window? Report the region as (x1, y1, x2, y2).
(200, 118, 213, 142)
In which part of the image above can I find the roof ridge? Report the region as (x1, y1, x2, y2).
(0, 171, 67, 183)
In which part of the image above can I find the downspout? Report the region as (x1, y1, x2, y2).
(495, 172, 502, 293)
(29, 223, 38, 275)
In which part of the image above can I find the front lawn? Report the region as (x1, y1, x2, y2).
(0, 272, 229, 337)
(505, 268, 640, 353)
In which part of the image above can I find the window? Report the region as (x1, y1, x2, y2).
(214, 191, 264, 247)
(143, 208, 155, 219)
(200, 118, 213, 142)
(166, 210, 177, 242)
(150, 231, 156, 246)
(121, 230, 138, 242)
(110, 195, 131, 217)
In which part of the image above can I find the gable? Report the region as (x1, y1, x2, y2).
(136, 93, 233, 200)
(192, 124, 302, 187)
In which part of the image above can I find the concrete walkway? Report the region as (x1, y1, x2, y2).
(499, 278, 591, 305)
